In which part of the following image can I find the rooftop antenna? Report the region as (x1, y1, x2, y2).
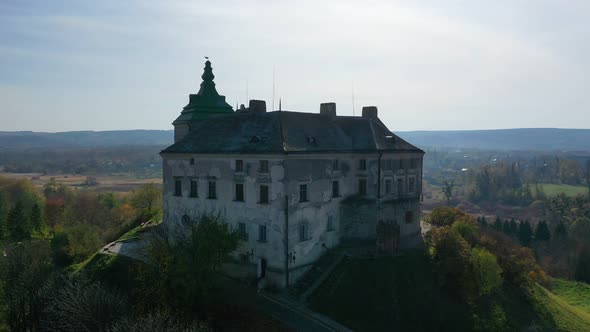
(352, 81, 356, 116)
(272, 66, 276, 111)
(279, 98, 282, 111)
(246, 79, 249, 102)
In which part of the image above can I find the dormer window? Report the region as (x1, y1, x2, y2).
(250, 135, 261, 143)
(306, 136, 316, 144)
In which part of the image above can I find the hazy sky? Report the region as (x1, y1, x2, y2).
(1, 0, 589, 132)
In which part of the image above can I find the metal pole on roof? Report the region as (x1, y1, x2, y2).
(352, 81, 356, 116)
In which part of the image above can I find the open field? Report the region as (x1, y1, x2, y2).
(0, 172, 161, 193)
(537, 183, 589, 197)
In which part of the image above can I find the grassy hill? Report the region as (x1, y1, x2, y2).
(309, 250, 590, 331)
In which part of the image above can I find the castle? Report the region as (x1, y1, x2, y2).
(161, 60, 424, 287)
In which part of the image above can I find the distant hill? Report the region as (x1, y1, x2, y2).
(1, 128, 589, 151)
(397, 128, 590, 151)
(0, 130, 173, 149)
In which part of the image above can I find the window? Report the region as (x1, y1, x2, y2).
(327, 216, 335, 231)
(235, 183, 244, 201)
(258, 224, 267, 242)
(208, 180, 217, 199)
(358, 178, 367, 196)
(358, 159, 367, 170)
(408, 178, 416, 193)
(398, 159, 404, 170)
(189, 158, 195, 165)
(411, 158, 418, 169)
(182, 214, 191, 225)
(385, 159, 392, 170)
(190, 179, 198, 197)
(405, 211, 414, 223)
(238, 222, 248, 240)
(235, 159, 243, 172)
(174, 177, 182, 196)
(332, 180, 340, 198)
(332, 159, 339, 171)
(299, 184, 308, 202)
(298, 223, 309, 242)
(259, 185, 269, 204)
(397, 178, 404, 195)
(259, 160, 269, 173)
(385, 179, 392, 194)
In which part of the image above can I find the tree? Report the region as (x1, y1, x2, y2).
(42, 276, 128, 331)
(555, 222, 567, 238)
(575, 247, 590, 283)
(425, 207, 468, 227)
(426, 227, 474, 298)
(502, 219, 511, 235)
(534, 220, 551, 242)
(0, 193, 7, 240)
(6, 201, 30, 241)
(441, 180, 455, 205)
(509, 218, 518, 235)
(136, 216, 238, 312)
(130, 183, 162, 220)
(0, 241, 54, 331)
(471, 247, 503, 296)
(493, 217, 502, 231)
(30, 202, 46, 234)
(518, 221, 533, 247)
(480, 216, 488, 228)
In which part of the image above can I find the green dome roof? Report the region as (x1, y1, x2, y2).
(173, 60, 234, 124)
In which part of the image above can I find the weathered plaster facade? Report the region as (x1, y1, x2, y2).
(161, 61, 424, 288)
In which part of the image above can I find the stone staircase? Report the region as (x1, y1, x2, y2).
(288, 250, 346, 303)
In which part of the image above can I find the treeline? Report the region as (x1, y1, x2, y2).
(536, 194, 590, 283)
(0, 175, 247, 331)
(0, 146, 163, 177)
(1, 218, 238, 331)
(470, 193, 590, 285)
(424, 207, 548, 330)
(0, 176, 161, 265)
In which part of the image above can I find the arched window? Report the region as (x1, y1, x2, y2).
(182, 214, 191, 225)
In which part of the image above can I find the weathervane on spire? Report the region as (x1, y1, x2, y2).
(205, 56, 209, 60)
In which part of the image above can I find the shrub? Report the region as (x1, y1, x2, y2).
(425, 207, 469, 227)
(471, 247, 502, 296)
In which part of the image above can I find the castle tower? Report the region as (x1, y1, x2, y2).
(172, 60, 234, 142)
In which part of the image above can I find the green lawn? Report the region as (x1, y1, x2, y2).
(551, 279, 590, 314)
(309, 250, 590, 332)
(537, 183, 588, 197)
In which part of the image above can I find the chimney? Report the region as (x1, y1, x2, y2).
(362, 106, 378, 119)
(320, 102, 337, 118)
(249, 100, 266, 113)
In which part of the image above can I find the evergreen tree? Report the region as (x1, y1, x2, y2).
(30, 203, 43, 232)
(555, 222, 567, 238)
(6, 201, 30, 241)
(493, 216, 502, 231)
(575, 247, 590, 283)
(481, 216, 488, 228)
(0, 194, 7, 240)
(502, 219, 511, 235)
(534, 220, 551, 241)
(518, 221, 533, 247)
(476, 216, 482, 225)
(509, 218, 518, 234)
